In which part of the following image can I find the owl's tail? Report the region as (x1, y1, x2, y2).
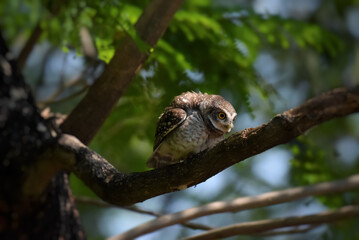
(146, 146, 179, 169)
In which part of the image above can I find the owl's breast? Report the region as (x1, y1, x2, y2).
(168, 111, 208, 157)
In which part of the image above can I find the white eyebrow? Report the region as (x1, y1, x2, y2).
(223, 110, 237, 120)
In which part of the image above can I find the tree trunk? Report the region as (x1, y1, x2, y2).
(0, 1, 183, 238)
(0, 35, 85, 240)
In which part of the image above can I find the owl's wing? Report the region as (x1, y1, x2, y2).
(153, 107, 187, 150)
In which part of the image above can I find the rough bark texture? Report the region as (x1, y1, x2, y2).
(0, 35, 84, 239)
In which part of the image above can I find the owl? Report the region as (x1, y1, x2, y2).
(147, 91, 237, 168)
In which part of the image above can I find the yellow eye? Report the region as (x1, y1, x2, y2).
(218, 112, 226, 120)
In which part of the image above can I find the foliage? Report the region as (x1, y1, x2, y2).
(1, 0, 359, 239)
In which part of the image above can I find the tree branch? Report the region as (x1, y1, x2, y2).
(75, 196, 165, 217)
(17, 2, 62, 71)
(110, 174, 359, 240)
(251, 224, 320, 237)
(61, 0, 183, 145)
(22, 85, 358, 236)
(37, 75, 88, 106)
(29, 86, 359, 204)
(181, 205, 359, 240)
(17, 23, 43, 71)
(52, 86, 359, 205)
(75, 196, 212, 231)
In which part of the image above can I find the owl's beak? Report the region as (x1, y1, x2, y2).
(226, 123, 233, 133)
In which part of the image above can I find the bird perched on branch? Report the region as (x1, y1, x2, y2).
(147, 91, 237, 168)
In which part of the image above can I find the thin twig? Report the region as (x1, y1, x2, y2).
(48, 76, 86, 100)
(75, 196, 212, 231)
(38, 85, 89, 107)
(182, 205, 359, 240)
(17, 23, 43, 71)
(109, 174, 359, 240)
(17, 2, 62, 71)
(37, 76, 88, 107)
(252, 224, 320, 236)
(75, 196, 160, 216)
(80, 27, 97, 60)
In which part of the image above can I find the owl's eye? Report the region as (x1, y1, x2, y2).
(218, 112, 226, 120)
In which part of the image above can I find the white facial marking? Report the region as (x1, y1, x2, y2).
(229, 112, 237, 120)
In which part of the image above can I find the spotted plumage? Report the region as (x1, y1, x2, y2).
(147, 91, 237, 168)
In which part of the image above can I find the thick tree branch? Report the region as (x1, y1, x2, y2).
(61, 0, 183, 145)
(181, 205, 359, 240)
(51, 86, 359, 207)
(23, 85, 358, 237)
(109, 174, 359, 240)
(28, 86, 359, 205)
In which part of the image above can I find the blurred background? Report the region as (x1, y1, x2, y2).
(1, 0, 359, 239)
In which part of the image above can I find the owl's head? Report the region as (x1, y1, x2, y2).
(200, 95, 237, 134)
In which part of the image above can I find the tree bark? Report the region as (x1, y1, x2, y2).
(0, 34, 85, 239)
(0, 1, 183, 239)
